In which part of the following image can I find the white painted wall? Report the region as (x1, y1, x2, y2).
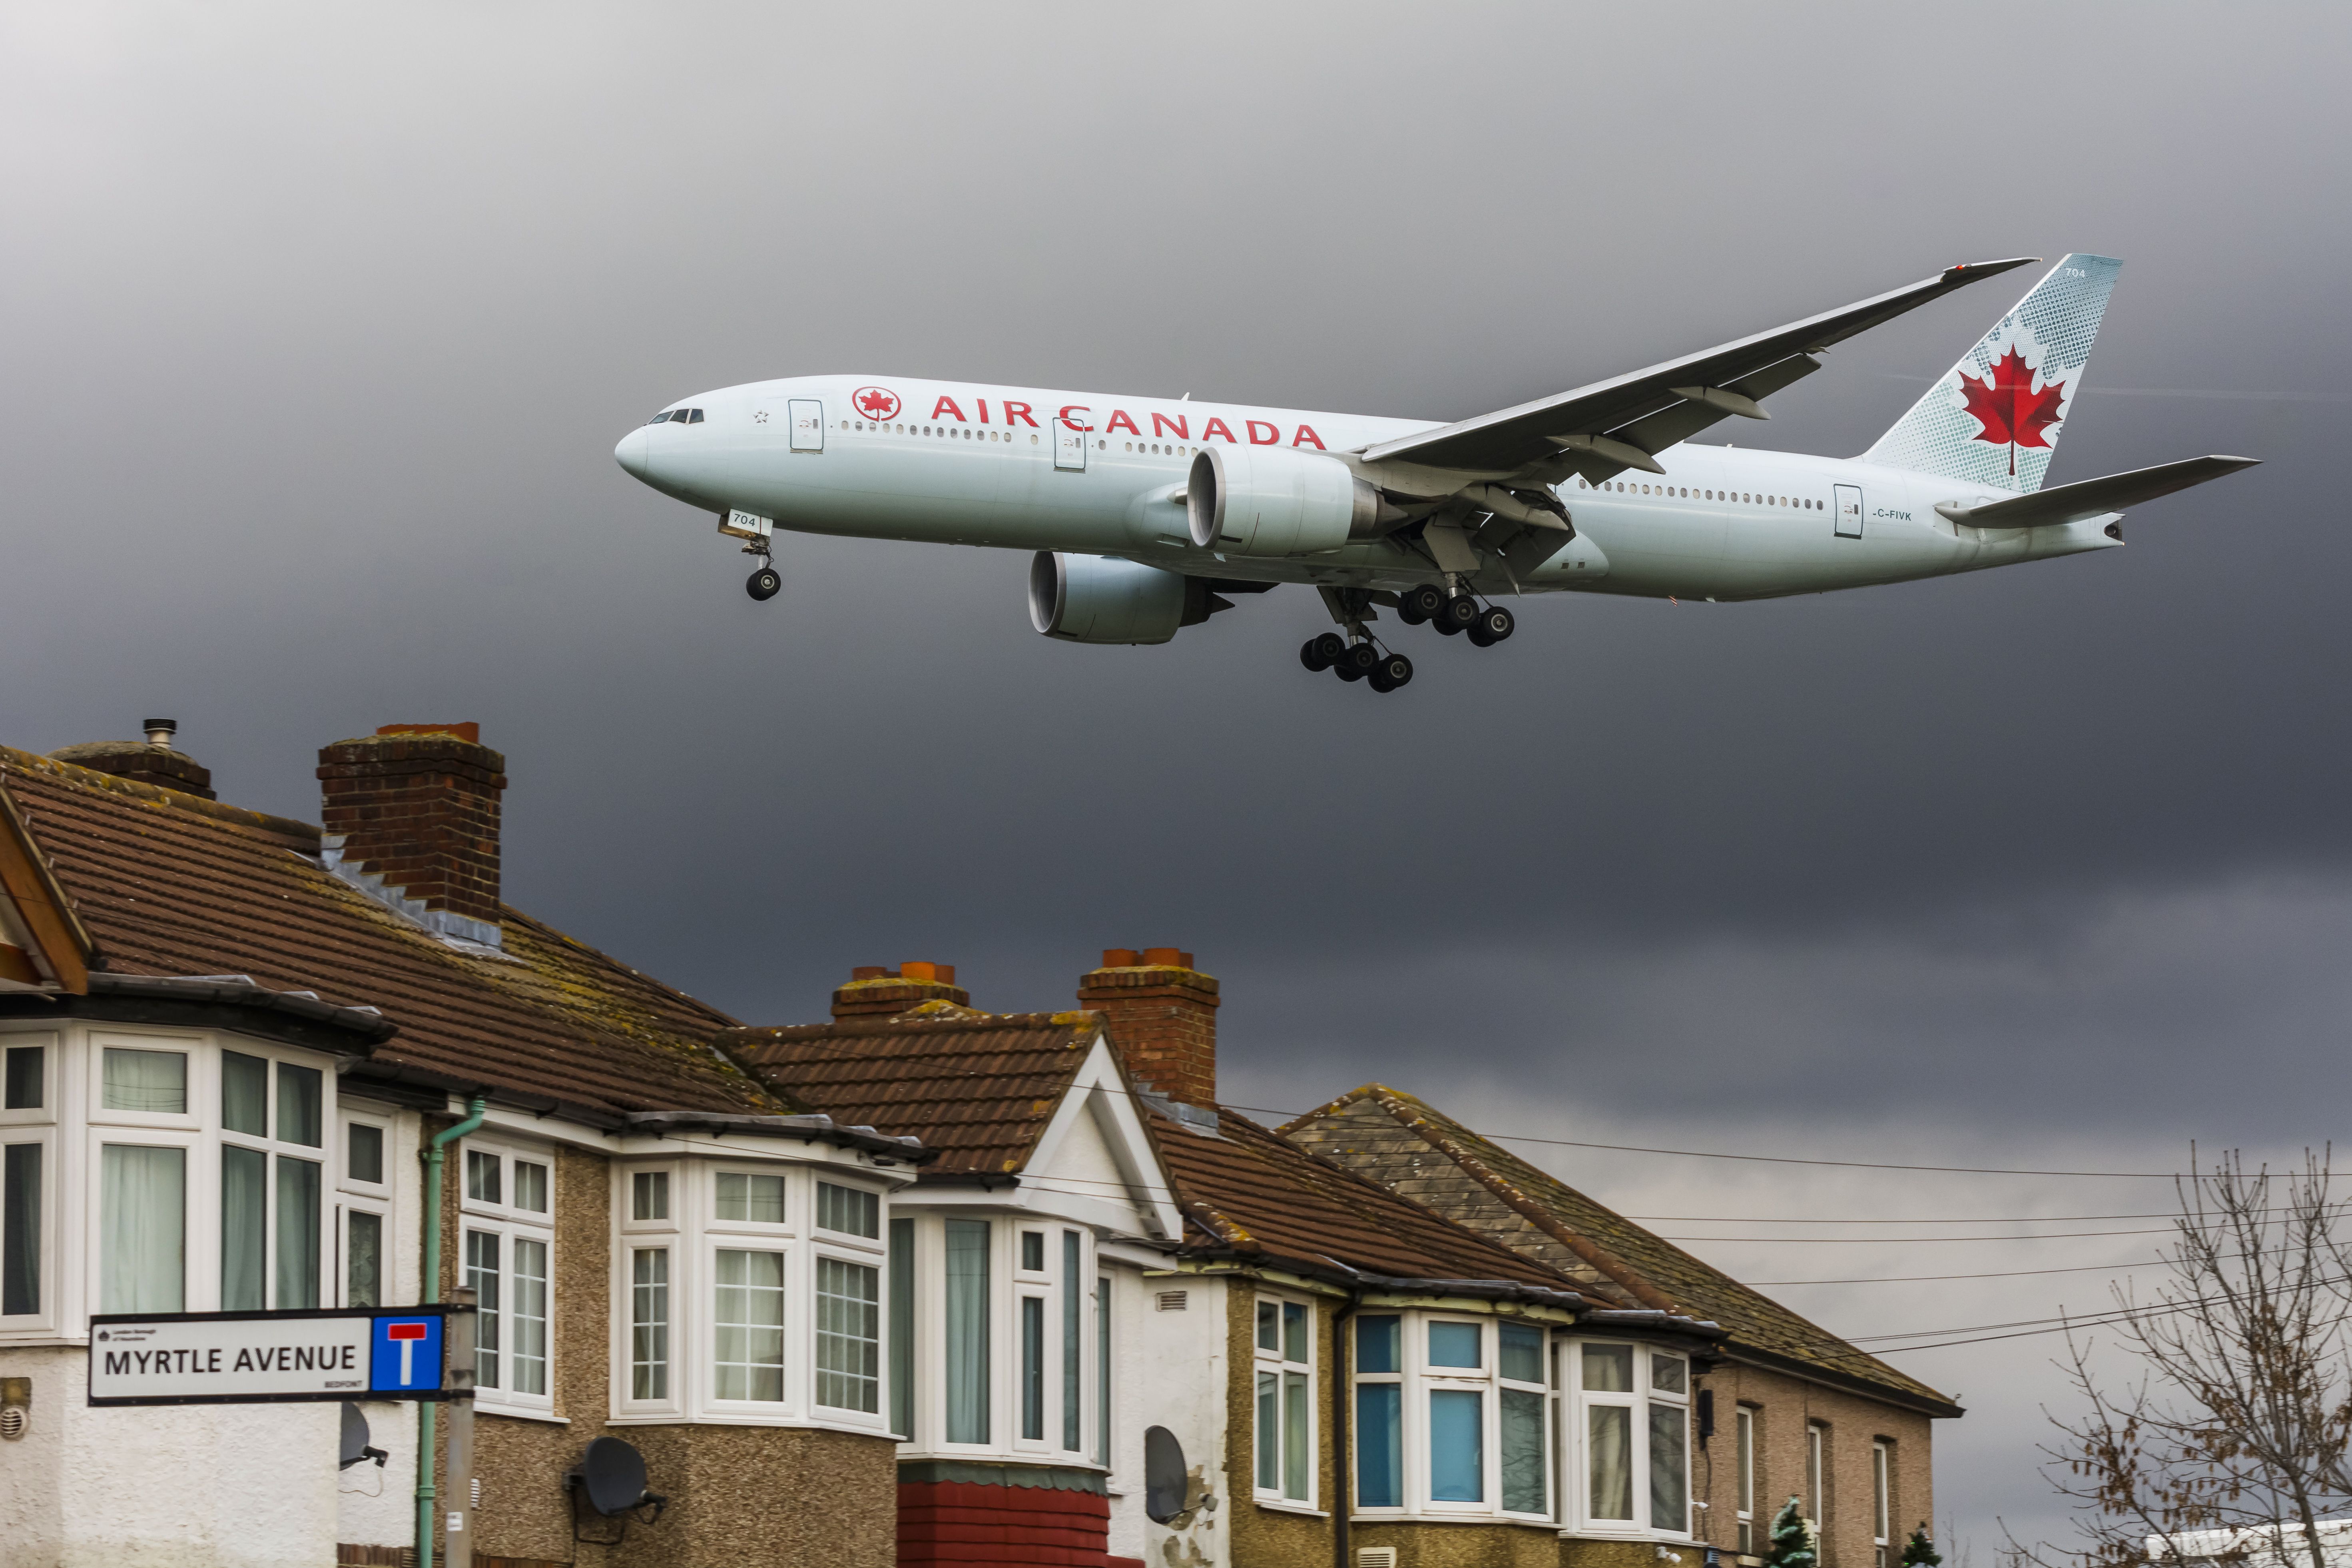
(1107, 1266, 1229, 1568)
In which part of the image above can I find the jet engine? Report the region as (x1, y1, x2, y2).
(1186, 445, 1385, 556)
(1029, 552, 1204, 644)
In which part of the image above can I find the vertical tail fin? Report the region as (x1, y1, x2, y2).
(1864, 253, 2121, 493)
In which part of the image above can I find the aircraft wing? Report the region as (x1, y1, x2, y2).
(1933, 455, 2260, 529)
(1360, 258, 2041, 482)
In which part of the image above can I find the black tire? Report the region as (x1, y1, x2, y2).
(1477, 605, 1515, 642)
(1376, 652, 1413, 688)
(1368, 667, 1397, 693)
(1436, 594, 1479, 634)
(1399, 584, 1445, 625)
(1466, 620, 1496, 648)
(1334, 642, 1377, 681)
(1300, 633, 1343, 672)
(747, 567, 782, 601)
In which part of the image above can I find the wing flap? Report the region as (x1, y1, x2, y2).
(1933, 455, 2260, 529)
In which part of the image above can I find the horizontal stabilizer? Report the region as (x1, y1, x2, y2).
(1933, 455, 2259, 529)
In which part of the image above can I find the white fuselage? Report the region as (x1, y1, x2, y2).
(614, 375, 2119, 601)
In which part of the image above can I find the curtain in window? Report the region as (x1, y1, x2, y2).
(816, 1258, 880, 1413)
(1256, 1371, 1280, 1489)
(466, 1230, 501, 1388)
(275, 1063, 322, 1146)
(275, 1157, 320, 1309)
(511, 1238, 548, 1395)
(1589, 1403, 1634, 1519)
(944, 1219, 990, 1443)
(1430, 1389, 1485, 1502)
(1061, 1232, 1082, 1451)
(1502, 1389, 1547, 1514)
(1650, 1402, 1690, 1531)
(101, 1144, 184, 1311)
(713, 1247, 785, 1401)
(2, 1144, 40, 1316)
(102, 1049, 185, 1114)
(347, 1211, 382, 1308)
(889, 1220, 915, 1438)
(220, 1144, 267, 1311)
(1283, 1370, 1310, 1500)
(632, 1248, 669, 1400)
(1356, 1383, 1401, 1507)
(221, 1052, 269, 1136)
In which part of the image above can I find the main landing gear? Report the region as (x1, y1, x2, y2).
(1301, 632, 1413, 693)
(1396, 582, 1513, 647)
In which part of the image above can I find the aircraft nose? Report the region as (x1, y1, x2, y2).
(614, 426, 650, 480)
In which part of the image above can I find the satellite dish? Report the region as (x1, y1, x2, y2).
(566, 1437, 668, 1525)
(1143, 1425, 1188, 1524)
(338, 1403, 387, 1470)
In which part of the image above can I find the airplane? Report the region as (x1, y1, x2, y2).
(614, 254, 2256, 693)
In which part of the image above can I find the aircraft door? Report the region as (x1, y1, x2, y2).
(1833, 483, 1864, 539)
(788, 399, 825, 452)
(1054, 408, 1089, 472)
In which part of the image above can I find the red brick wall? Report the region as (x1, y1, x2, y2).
(1076, 950, 1219, 1107)
(316, 725, 505, 926)
(896, 1478, 1108, 1567)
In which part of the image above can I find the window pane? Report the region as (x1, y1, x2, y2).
(1062, 1231, 1081, 1450)
(466, 1150, 500, 1205)
(1256, 1370, 1280, 1490)
(101, 1144, 183, 1311)
(1096, 1275, 1111, 1468)
(1501, 1322, 1545, 1384)
(889, 1220, 915, 1437)
(1874, 1443, 1890, 1539)
(1020, 1295, 1045, 1440)
(347, 1124, 384, 1185)
(1021, 1231, 1044, 1272)
(1650, 1401, 1690, 1531)
(2, 1045, 41, 1110)
(346, 1210, 381, 1307)
(274, 1156, 321, 1309)
(276, 1063, 322, 1147)
(716, 1171, 784, 1223)
(512, 1161, 548, 1215)
(1583, 1343, 1632, 1391)
(103, 1048, 186, 1114)
(221, 1051, 269, 1135)
(1429, 1389, 1484, 1501)
(713, 1248, 785, 1401)
(1503, 1387, 1547, 1514)
(1257, 1298, 1280, 1351)
(1283, 1370, 1310, 1500)
(944, 1219, 990, 1442)
(1651, 1352, 1687, 1394)
(3, 1143, 41, 1315)
(816, 1257, 880, 1413)
(632, 1170, 670, 1221)
(1589, 1403, 1633, 1519)
(819, 1181, 879, 1238)
(1428, 1321, 1481, 1369)
(1282, 1302, 1307, 1366)
(1738, 1408, 1754, 1513)
(511, 1237, 548, 1395)
(632, 1248, 669, 1400)
(1356, 1315, 1399, 1375)
(1356, 1383, 1401, 1507)
(466, 1230, 500, 1387)
(219, 1144, 267, 1310)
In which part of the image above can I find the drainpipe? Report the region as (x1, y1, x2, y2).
(1332, 1291, 1359, 1568)
(417, 1095, 488, 1568)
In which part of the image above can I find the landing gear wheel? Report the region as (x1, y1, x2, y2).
(746, 565, 782, 601)
(1475, 605, 1514, 643)
(1399, 585, 1444, 626)
(1333, 642, 1378, 682)
(1435, 593, 1480, 634)
(1300, 632, 1345, 672)
(1367, 652, 1413, 692)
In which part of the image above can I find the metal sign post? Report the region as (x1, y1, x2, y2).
(442, 1288, 477, 1565)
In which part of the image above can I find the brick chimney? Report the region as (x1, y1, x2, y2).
(832, 962, 969, 1019)
(1078, 948, 1219, 1108)
(49, 719, 216, 800)
(315, 724, 506, 948)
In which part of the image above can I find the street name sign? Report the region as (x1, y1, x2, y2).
(89, 1305, 466, 1406)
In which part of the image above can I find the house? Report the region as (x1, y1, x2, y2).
(0, 719, 1955, 1568)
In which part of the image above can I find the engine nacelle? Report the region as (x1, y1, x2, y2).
(1029, 552, 1200, 644)
(1186, 445, 1380, 556)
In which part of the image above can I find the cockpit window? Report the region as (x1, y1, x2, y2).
(685, 408, 704, 423)
(648, 411, 674, 425)
(647, 408, 705, 425)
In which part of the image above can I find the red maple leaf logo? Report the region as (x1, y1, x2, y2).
(1956, 345, 2067, 475)
(854, 386, 900, 420)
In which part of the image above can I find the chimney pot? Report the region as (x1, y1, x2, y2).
(1102, 948, 1140, 968)
(142, 719, 177, 747)
(1078, 947, 1218, 1107)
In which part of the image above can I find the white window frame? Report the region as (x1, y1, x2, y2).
(1736, 1405, 1757, 1554)
(702, 1161, 796, 1416)
(1874, 1438, 1892, 1567)
(0, 1033, 57, 1129)
(335, 1108, 393, 1309)
(0, 1032, 58, 1331)
(614, 1160, 682, 1418)
(1569, 1339, 1694, 1539)
(1252, 1291, 1317, 1509)
(1808, 1421, 1827, 1530)
(458, 1135, 556, 1416)
(811, 1239, 885, 1421)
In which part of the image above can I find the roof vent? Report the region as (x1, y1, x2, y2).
(48, 721, 215, 800)
(142, 719, 177, 747)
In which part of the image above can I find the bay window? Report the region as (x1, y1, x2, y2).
(1350, 1311, 1553, 1520)
(713, 1247, 785, 1400)
(460, 1139, 554, 1410)
(944, 1218, 991, 1444)
(1577, 1341, 1692, 1536)
(1254, 1295, 1314, 1505)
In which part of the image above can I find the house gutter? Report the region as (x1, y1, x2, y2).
(417, 1094, 488, 1568)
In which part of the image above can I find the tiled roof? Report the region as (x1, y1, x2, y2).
(1153, 1106, 1587, 1297)
(720, 1011, 1103, 1177)
(1282, 1086, 1956, 1411)
(0, 746, 783, 1120)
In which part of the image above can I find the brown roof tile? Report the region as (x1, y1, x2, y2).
(0, 746, 781, 1120)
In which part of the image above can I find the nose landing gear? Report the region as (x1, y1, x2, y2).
(747, 562, 782, 600)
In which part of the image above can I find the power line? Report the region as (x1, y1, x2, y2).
(1748, 1257, 2184, 1286)
(1664, 1226, 2181, 1244)
(1630, 1208, 2292, 1226)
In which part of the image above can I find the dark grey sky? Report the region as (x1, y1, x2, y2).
(6, 4, 2347, 1548)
